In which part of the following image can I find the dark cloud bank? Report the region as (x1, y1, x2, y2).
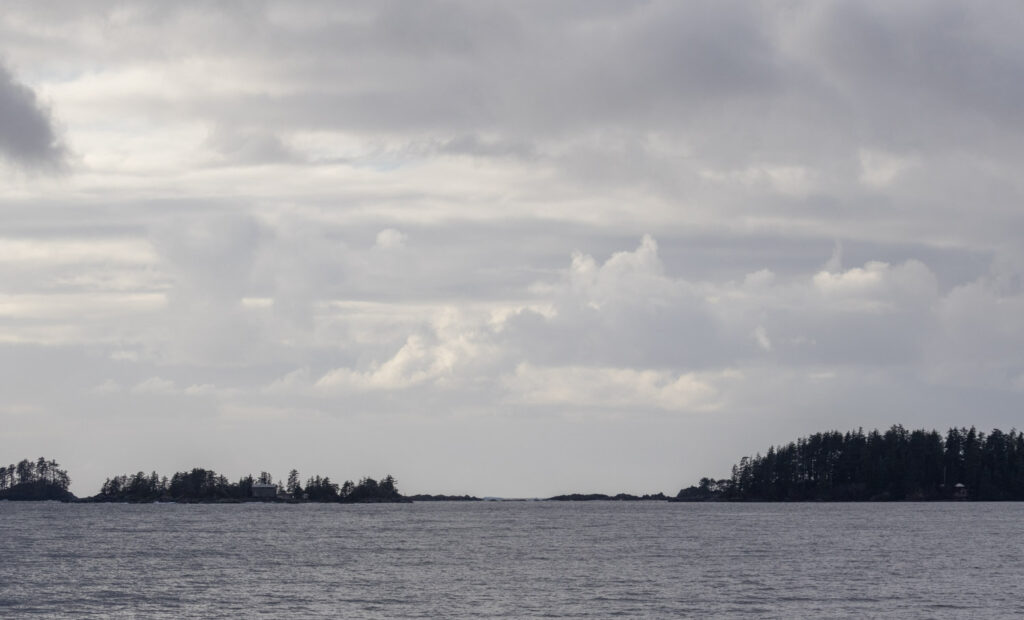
(0, 61, 63, 168)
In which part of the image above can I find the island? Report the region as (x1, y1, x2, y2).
(406, 494, 482, 501)
(0, 459, 407, 503)
(0, 458, 74, 501)
(90, 468, 408, 503)
(547, 492, 668, 501)
(673, 425, 1024, 502)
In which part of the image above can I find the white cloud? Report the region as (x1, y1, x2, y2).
(504, 363, 725, 412)
(753, 326, 772, 351)
(130, 376, 176, 395)
(926, 273, 1024, 388)
(184, 383, 217, 396)
(317, 336, 438, 391)
(565, 235, 682, 312)
(374, 228, 407, 249)
(0, 293, 165, 320)
(859, 148, 916, 188)
(812, 260, 938, 312)
(241, 297, 274, 309)
(91, 379, 122, 395)
(264, 367, 313, 395)
(0, 238, 157, 265)
(700, 164, 815, 197)
(316, 315, 488, 392)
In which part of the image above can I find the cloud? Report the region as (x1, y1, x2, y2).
(317, 335, 440, 391)
(203, 125, 298, 165)
(315, 310, 492, 393)
(859, 148, 916, 188)
(812, 259, 938, 313)
(753, 326, 772, 351)
(504, 363, 725, 412)
(501, 235, 722, 369)
(0, 62, 64, 168)
(264, 367, 312, 395)
(499, 236, 952, 373)
(130, 376, 176, 395)
(91, 379, 121, 395)
(374, 228, 407, 249)
(927, 268, 1024, 388)
(0, 238, 156, 265)
(150, 214, 266, 364)
(184, 383, 216, 396)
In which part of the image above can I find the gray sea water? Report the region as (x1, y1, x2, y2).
(1, 501, 1022, 618)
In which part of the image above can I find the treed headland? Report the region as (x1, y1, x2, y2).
(675, 426, 1024, 501)
(5, 425, 1024, 502)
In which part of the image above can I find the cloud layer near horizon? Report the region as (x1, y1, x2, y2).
(1, 1, 1023, 496)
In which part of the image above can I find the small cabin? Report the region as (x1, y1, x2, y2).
(953, 483, 967, 500)
(251, 483, 277, 499)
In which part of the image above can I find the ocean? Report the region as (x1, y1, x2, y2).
(1, 501, 1021, 618)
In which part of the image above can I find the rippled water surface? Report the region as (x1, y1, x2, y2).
(2, 501, 1022, 618)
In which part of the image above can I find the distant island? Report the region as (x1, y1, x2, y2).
(91, 468, 407, 503)
(0, 458, 74, 501)
(5, 425, 1023, 503)
(674, 425, 1024, 502)
(0, 459, 406, 503)
(548, 493, 668, 501)
(406, 494, 482, 501)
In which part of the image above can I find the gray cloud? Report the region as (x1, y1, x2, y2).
(203, 125, 299, 165)
(0, 62, 64, 168)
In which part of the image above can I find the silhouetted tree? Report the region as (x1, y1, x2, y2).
(287, 469, 302, 497)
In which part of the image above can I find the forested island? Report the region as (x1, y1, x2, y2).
(1, 459, 405, 503)
(93, 468, 406, 503)
(675, 426, 1024, 501)
(0, 458, 74, 501)
(406, 494, 482, 501)
(548, 492, 668, 501)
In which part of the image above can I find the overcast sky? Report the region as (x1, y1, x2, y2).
(2, 1, 1023, 497)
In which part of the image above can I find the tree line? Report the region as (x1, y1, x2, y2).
(96, 467, 403, 503)
(0, 457, 72, 500)
(676, 426, 1024, 501)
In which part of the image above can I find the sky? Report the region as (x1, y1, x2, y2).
(2, 1, 1024, 497)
